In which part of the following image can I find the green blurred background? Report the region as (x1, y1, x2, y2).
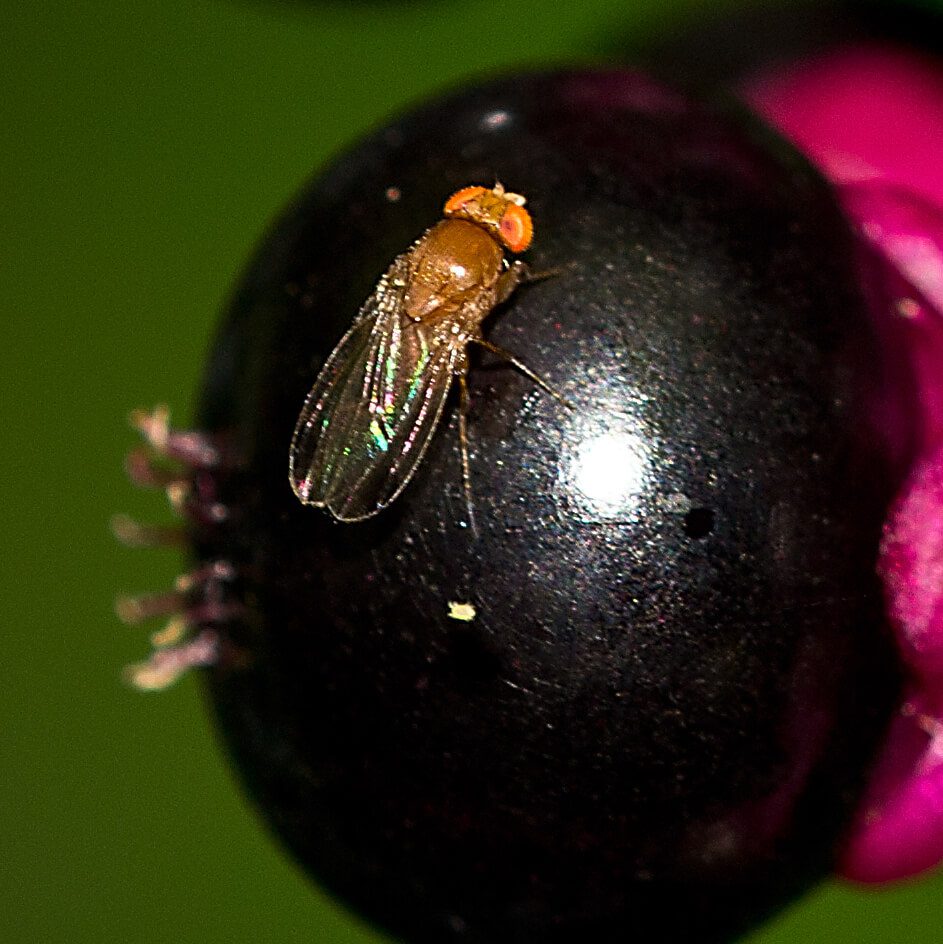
(4, 0, 943, 940)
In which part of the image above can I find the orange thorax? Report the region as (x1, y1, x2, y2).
(404, 219, 504, 322)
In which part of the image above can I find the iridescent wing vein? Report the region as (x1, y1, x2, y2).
(289, 255, 459, 521)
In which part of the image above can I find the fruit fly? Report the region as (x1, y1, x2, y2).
(288, 182, 568, 524)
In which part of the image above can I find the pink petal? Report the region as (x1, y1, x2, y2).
(879, 447, 943, 675)
(841, 690, 943, 883)
(744, 42, 943, 884)
(744, 44, 943, 206)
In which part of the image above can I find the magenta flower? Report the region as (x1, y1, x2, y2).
(744, 42, 943, 884)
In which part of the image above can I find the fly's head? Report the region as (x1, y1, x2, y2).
(443, 183, 533, 254)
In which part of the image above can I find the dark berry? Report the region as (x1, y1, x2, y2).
(194, 70, 902, 944)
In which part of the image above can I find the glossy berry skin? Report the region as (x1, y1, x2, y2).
(196, 71, 903, 944)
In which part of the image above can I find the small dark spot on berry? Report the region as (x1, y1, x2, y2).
(684, 507, 715, 539)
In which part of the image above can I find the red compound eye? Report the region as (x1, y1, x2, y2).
(444, 185, 488, 215)
(498, 203, 533, 252)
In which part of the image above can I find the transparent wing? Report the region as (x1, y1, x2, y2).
(289, 255, 459, 521)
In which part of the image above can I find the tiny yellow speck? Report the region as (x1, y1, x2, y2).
(448, 601, 476, 622)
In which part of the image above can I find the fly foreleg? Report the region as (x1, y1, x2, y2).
(495, 260, 529, 305)
(495, 261, 564, 306)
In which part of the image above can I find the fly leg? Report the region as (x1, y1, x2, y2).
(456, 353, 478, 537)
(495, 261, 563, 305)
(490, 265, 571, 405)
(471, 337, 574, 409)
(495, 260, 529, 305)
